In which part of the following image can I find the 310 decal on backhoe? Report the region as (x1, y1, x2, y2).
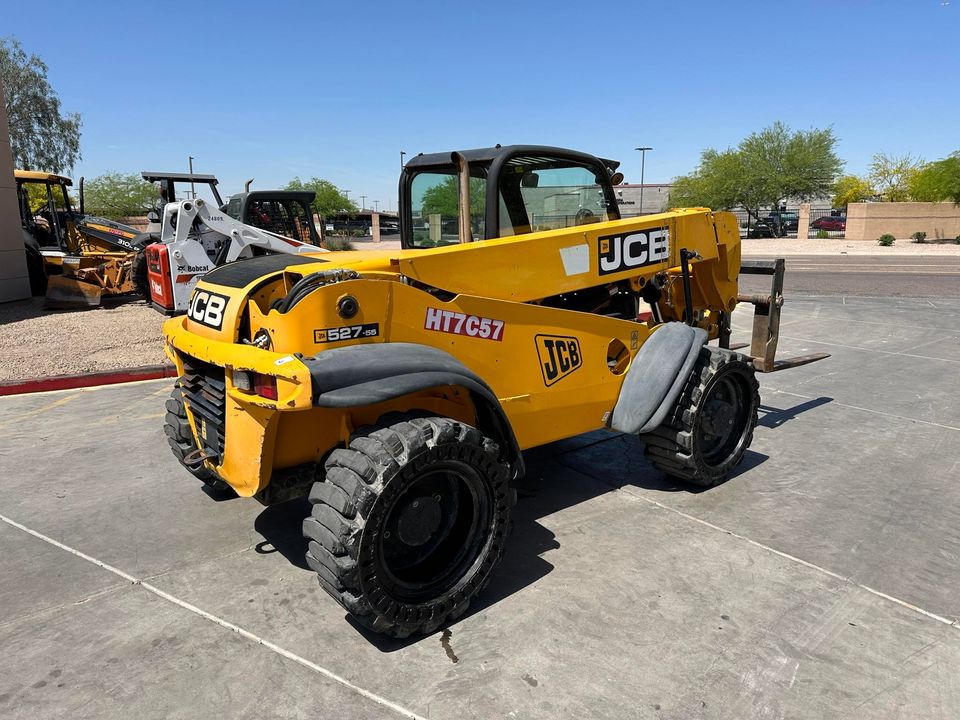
(160, 145, 827, 637)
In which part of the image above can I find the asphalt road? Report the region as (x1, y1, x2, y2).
(2, 295, 960, 719)
(740, 254, 960, 299)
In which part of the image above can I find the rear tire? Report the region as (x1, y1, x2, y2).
(304, 413, 516, 638)
(25, 245, 47, 296)
(164, 382, 232, 493)
(641, 347, 760, 487)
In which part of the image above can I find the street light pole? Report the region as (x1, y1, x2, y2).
(373, 199, 380, 212)
(634, 147, 652, 215)
(400, 150, 406, 169)
(360, 195, 367, 210)
(188, 155, 195, 199)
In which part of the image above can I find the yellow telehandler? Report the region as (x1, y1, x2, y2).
(160, 145, 826, 637)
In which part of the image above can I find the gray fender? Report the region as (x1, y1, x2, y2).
(610, 323, 708, 435)
(302, 342, 523, 476)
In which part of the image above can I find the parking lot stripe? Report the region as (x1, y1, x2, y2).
(0, 393, 79, 429)
(604, 489, 960, 630)
(0, 512, 430, 720)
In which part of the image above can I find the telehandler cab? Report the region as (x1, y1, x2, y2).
(161, 145, 827, 637)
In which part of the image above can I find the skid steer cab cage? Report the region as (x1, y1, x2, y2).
(723, 258, 830, 372)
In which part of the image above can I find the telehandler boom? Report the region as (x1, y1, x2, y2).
(160, 145, 826, 637)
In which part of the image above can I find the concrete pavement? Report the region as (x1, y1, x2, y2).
(1, 295, 959, 719)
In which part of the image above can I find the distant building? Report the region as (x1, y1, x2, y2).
(613, 183, 673, 216)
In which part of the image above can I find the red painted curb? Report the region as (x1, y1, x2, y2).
(0, 365, 177, 396)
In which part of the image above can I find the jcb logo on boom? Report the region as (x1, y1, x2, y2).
(535, 334, 582, 386)
(597, 228, 669, 276)
(187, 290, 229, 330)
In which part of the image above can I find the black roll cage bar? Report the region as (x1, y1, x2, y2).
(397, 145, 621, 249)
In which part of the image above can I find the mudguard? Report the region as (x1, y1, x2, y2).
(610, 323, 708, 435)
(302, 342, 524, 476)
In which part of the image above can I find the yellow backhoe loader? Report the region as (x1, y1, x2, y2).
(16, 170, 144, 307)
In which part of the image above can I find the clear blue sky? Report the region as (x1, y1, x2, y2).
(6, 0, 958, 208)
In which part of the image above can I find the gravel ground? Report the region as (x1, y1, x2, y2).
(0, 297, 168, 382)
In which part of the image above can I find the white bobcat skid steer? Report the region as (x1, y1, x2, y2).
(146, 198, 323, 314)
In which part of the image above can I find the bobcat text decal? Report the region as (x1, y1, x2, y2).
(424, 308, 504, 341)
(597, 228, 670, 275)
(535, 334, 582, 386)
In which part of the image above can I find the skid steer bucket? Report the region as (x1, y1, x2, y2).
(44, 274, 102, 309)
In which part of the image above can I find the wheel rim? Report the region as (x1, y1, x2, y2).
(374, 460, 491, 603)
(697, 372, 753, 467)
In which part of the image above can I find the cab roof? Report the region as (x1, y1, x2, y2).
(15, 170, 72, 184)
(404, 145, 621, 172)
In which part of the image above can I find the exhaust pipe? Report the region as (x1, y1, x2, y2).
(244, 178, 254, 192)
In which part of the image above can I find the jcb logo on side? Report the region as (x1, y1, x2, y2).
(598, 228, 669, 275)
(536, 334, 582, 386)
(187, 290, 229, 330)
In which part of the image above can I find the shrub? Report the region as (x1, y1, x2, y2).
(878, 233, 896, 246)
(956, 235, 960, 245)
(323, 235, 354, 251)
(910, 231, 927, 243)
(815, 229, 829, 239)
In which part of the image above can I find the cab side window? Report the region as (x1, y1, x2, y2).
(498, 157, 614, 237)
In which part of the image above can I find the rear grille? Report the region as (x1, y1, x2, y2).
(180, 357, 226, 460)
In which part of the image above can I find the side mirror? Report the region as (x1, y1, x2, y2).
(521, 172, 540, 188)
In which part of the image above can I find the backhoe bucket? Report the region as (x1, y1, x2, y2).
(44, 274, 102, 309)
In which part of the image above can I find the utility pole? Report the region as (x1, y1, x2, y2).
(400, 150, 406, 169)
(634, 147, 652, 215)
(373, 199, 380, 212)
(188, 156, 195, 199)
(360, 194, 367, 210)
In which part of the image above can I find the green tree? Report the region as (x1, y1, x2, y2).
(868, 152, 923, 202)
(671, 122, 842, 224)
(421, 175, 486, 218)
(83, 173, 159, 218)
(284, 177, 357, 220)
(832, 174, 875, 208)
(1, 37, 81, 173)
(909, 152, 960, 204)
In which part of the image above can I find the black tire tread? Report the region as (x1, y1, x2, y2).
(305, 413, 516, 638)
(164, 382, 231, 492)
(640, 347, 760, 487)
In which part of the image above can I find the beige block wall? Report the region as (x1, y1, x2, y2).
(0, 77, 31, 303)
(846, 202, 960, 241)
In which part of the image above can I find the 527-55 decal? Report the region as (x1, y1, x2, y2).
(424, 308, 504, 341)
(314, 323, 380, 343)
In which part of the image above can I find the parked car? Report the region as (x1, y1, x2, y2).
(746, 219, 776, 238)
(810, 216, 846, 231)
(766, 211, 799, 234)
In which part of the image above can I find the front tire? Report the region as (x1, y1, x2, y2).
(641, 348, 760, 487)
(304, 413, 515, 638)
(131, 246, 149, 299)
